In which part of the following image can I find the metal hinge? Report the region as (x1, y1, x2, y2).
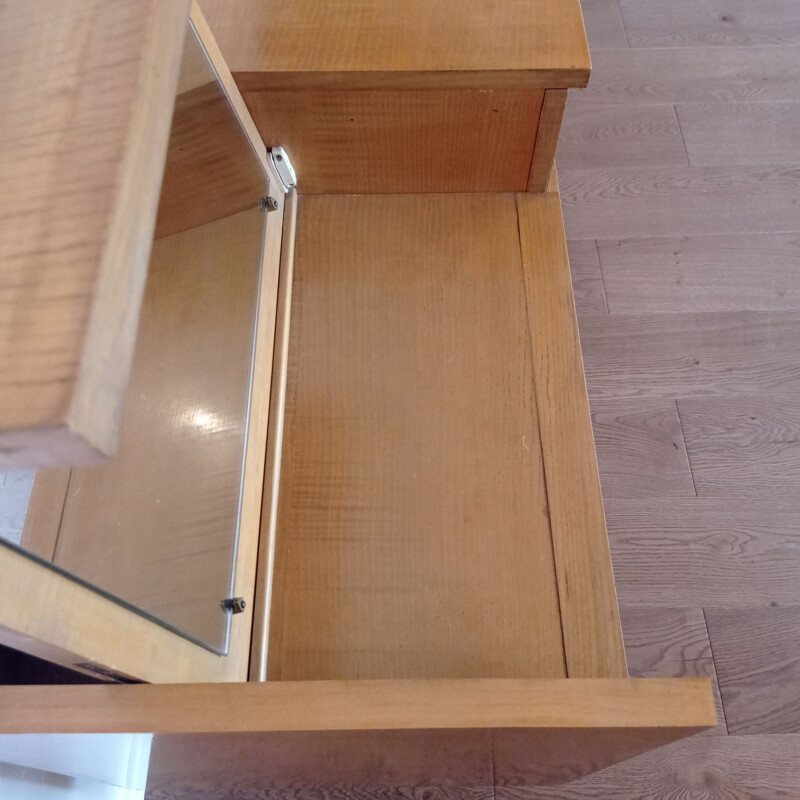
(269, 147, 297, 191)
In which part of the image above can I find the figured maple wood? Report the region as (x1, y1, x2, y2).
(269, 193, 565, 680)
(0, 0, 190, 467)
(528, 90, 569, 192)
(199, 0, 590, 90)
(516, 192, 627, 679)
(242, 89, 544, 194)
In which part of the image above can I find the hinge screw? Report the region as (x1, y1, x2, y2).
(259, 196, 279, 212)
(221, 597, 247, 614)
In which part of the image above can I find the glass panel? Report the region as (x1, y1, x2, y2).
(0, 21, 269, 653)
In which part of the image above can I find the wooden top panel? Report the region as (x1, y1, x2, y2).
(199, 0, 591, 89)
(268, 193, 565, 681)
(0, 0, 190, 465)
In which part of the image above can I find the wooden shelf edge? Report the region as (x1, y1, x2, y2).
(0, 678, 716, 734)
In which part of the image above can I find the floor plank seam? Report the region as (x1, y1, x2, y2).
(671, 103, 692, 166)
(702, 607, 731, 736)
(591, 238, 612, 314)
(672, 399, 697, 496)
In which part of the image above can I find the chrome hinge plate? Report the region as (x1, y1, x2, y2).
(269, 147, 297, 191)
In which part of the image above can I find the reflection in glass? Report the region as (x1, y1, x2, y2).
(1, 21, 269, 653)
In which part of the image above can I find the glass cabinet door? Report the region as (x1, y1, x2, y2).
(0, 19, 270, 654)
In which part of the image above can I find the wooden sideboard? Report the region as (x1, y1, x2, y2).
(0, 0, 716, 793)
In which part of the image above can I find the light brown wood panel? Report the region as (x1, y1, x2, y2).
(19, 469, 71, 560)
(606, 498, 800, 607)
(705, 606, 800, 735)
(571, 46, 800, 106)
(679, 394, 800, 495)
(0, 679, 717, 734)
(269, 193, 564, 680)
(561, 165, 800, 240)
(516, 192, 627, 679)
(589, 398, 696, 499)
(596, 233, 800, 313)
(242, 89, 543, 194)
(558, 104, 689, 168)
(528, 90, 568, 192)
(199, 0, 590, 89)
(49, 209, 263, 648)
(617, 0, 800, 47)
(0, 0, 190, 467)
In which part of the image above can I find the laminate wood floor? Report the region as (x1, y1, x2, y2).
(552, 0, 800, 795)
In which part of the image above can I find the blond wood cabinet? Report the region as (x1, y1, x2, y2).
(0, 0, 716, 794)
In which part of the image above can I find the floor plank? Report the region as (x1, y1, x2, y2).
(567, 240, 608, 315)
(620, 606, 726, 734)
(679, 394, 800, 495)
(677, 102, 800, 166)
(706, 606, 800, 735)
(495, 734, 800, 799)
(617, 0, 800, 48)
(596, 233, 800, 313)
(606, 498, 800, 606)
(571, 47, 800, 106)
(579, 311, 800, 399)
(561, 164, 800, 240)
(559, 104, 688, 168)
(579, 0, 628, 49)
(590, 398, 695, 498)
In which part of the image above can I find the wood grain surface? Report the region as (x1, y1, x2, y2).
(679, 394, 800, 495)
(494, 734, 800, 799)
(561, 165, 800, 239)
(20, 469, 71, 560)
(199, 0, 590, 89)
(241, 89, 543, 194)
(589, 398, 695, 498)
(269, 193, 564, 680)
(705, 607, 800, 735)
(52, 209, 264, 648)
(676, 101, 800, 166)
(579, 0, 628, 49)
(567, 240, 608, 315)
(0, 0, 190, 465)
(559, 105, 688, 168)
(617, 0, 800, 48)
(516, 192, 627, 679)
(620, 607, 727, 735)
(571, 46, 800, 105)
(528, 90, 568, 192)
(579, 310, 800, 398)
(595, 233, 800, 312)
(606, 498, 800, 607)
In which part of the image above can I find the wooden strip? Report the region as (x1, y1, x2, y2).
(199, 0, 590, 90)
(0, 0, 191, 466)
(528, 89, 568, 192)
(566, 239, 608, 315)
(249, 189, 298, 682)
(19, 469, 71, 561)
(516, 192, 627, 678)
(0, 679, 715, 734)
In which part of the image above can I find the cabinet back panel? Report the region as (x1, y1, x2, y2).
(268, 193, 565, 680)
